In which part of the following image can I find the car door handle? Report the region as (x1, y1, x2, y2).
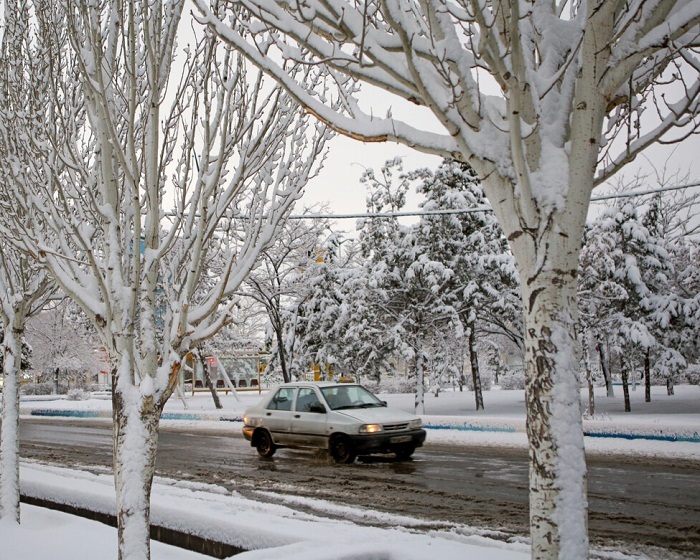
(266, 412, 272, 416)
(294, 414, 301, 418)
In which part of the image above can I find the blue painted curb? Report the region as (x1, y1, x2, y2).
(30, 410, 105, 419)
(583, 431, 700, 443)
(425, 424, 517, 433)
(161, 412, 211, 421)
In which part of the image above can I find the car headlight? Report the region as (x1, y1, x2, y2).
(409, 419, 422, 429)
(359, 424, 383, 434)
(243, 415, 259, 427)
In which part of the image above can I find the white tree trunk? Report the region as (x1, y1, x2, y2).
(521, 266, 588, 560)
(112, 384, 162, 560)
(0, 321, 23, 522)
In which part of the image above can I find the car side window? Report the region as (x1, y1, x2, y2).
(267, 388, 295, 411)
(296, 388, 322, 412)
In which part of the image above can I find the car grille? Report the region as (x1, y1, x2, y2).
(382, 422, 410, 432)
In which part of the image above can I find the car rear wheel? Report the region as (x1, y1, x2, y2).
(330, 435, 356, 464)
(255, 429, 276, 458)
(394, 444, 416, 460)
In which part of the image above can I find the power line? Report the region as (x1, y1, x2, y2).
(589, 181, 700, 202)
(288, 182, 700, 220)
(289, 206, 492, 220)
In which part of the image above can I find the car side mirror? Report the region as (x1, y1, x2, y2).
(381, 400, 388, 406)
(309, 403, 326, 414)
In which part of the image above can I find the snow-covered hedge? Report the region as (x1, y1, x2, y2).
(378, 377, 415, 394)
(67, 388, 90, 401)
(497, 369, 526, 390)
(20, 382, 97, 396)
(462, 370, 494, 392)
(360, 379, 379, 393)
(21, 382, 65, 396)
(365, 373, 496, 394)
(686, 364, 700, 386)
(22, 375, 100, 392)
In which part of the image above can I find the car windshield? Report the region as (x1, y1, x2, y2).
(320, 385, 385, 411)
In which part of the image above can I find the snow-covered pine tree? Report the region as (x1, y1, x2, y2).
(641, 195, 700, 395)
(411, 160, 520, 410)
(358, 160, 464, 412)
(580, 200, 689, 409)
(298, 160, 415, 383)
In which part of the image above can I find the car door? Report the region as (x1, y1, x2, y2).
(262, 387, 296, 444)
(289, 387, 328, 448)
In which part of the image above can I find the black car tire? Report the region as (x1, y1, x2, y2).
(255, 429, 276, 458)
(394, 444, 416, 460)
(330, 435, 356, 464)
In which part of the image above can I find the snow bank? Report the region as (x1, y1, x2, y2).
(14, 462, 530, 560)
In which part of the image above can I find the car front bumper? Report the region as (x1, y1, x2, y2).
(348, 428, 426, 455)
(242, 426, 255, 442)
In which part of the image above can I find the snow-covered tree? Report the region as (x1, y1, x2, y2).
(579, 199, 695, 409)
(292, 161, 435, 391)
(302, 158, 519, 412)
(296, 162, 415, 381)
(196, 2, 700, 557)
(410, 160, 520, 409)
(355, 160, 465, 413)
(244, 213, 332, 382)
(639, 196, 696, 396)
(0, 242, 54, 523)
(294, 239, 380, 378)
(640, 183, 700, 381)
(24, 301, 103, 388)
(0, 2, 58, 524)
(0, 2, 330, 558)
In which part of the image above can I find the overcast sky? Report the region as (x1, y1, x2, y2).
(301, 131, 700, 231)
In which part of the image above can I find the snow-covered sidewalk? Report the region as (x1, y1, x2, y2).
(6, 461, 530, 560)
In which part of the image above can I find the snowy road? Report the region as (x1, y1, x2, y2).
(18, 418, 700, 559)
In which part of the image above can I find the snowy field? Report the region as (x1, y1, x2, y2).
(2, 384, 699, 559)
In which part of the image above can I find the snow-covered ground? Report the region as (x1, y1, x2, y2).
(2, 384, 699, 559)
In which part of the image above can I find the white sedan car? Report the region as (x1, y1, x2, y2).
(242, 381, 426, 463)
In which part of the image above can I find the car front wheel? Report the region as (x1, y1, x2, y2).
(394, 444, 416, 460)
(255, 429, 276, 458)
(330, 435, 356, 464)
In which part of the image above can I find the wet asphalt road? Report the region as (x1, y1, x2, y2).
(18, 418, 700, 559)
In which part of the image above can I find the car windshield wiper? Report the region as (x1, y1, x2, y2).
(334, 402, 383, 410)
